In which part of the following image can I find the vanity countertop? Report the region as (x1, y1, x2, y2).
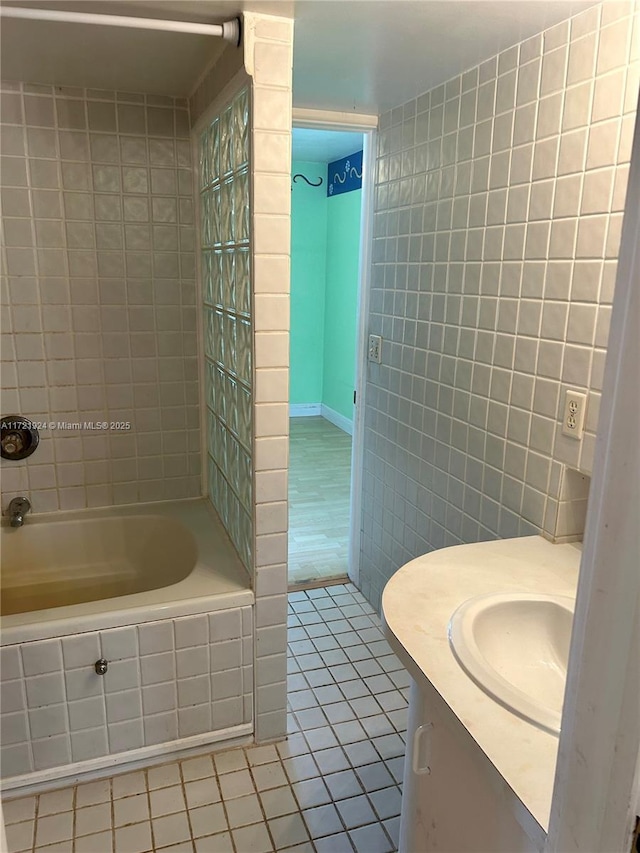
(382, 535, 581, 840)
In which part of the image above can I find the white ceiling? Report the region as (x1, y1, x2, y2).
(0, 1, 597, 111)
(292, 128, 363, 163)
(0, 18, 224, 96)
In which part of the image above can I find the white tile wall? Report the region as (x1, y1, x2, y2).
(244, 12, 293, 744)
(0, 85, 200, 512)
(0, 607, 253, 780)
(360, 2, 639, 610)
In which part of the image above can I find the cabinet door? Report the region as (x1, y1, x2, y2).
(399, 679, 540, 853)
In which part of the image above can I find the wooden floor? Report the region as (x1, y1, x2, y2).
(288, 417, 352, 586)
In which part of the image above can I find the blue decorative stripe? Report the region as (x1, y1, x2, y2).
(327, 150, 363, 197)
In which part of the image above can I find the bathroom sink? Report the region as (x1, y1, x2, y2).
(448, 592, 574, 734)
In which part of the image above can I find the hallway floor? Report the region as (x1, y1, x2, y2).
(288, 418, 353, 586)
(2, 584, 408, 853)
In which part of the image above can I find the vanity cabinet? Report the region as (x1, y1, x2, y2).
(382, 537, 580, 852)
(400, 678, 540, 853)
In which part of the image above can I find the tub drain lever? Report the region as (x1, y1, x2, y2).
(95, 659, 108, 675)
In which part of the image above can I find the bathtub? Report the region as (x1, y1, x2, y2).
(0, 499, 255, 791)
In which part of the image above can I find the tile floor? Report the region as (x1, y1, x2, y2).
(288, 418, 353, 586)
(2, 584, 409, 853)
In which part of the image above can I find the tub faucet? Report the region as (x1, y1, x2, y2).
(7, 496, 31, 528)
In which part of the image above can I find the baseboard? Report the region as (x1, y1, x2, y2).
(321, 404, 353, 436)
(290, 403, 321, 417)
(1, 723, 253, 797)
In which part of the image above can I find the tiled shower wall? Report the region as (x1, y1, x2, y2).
(360, 3, 639, 609)
(0, 86, 199, 512)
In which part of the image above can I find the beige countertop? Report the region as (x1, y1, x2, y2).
(382, 535, 581, 840)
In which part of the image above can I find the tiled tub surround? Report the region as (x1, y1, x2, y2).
(2, 584, 408, 853)
(0, 84, 200, 513)
(0, 499, 254, 789)
(200, 86, 253, 573)
(360, 3, 640, 609)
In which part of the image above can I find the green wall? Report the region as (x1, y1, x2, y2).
(290, 160, 327, 405)
(290, 158, 362, 426)
(323, 189, 362, 420)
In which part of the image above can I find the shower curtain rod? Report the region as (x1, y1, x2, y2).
(0, 6, 241, 45)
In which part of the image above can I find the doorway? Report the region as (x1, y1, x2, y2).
(288, 122, 373, 588)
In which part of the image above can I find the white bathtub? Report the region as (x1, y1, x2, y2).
(1, 498, 253, 645)
(0, 499, 255, 790)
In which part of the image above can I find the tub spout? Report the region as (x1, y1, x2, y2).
(7, 496, 31, 528)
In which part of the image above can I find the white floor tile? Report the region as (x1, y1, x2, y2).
(349, 822, 394, 853)
(282, 754, 319, 784)
(218, 768, 254, 799)
(369, 787, 402, 820)
(151, 812, 191, 847)
(5, 820, 34, 853)
(336, 795, 377, 830)
(259, 786, 298, 819)
(313, 746, 350, 775)
(291, 777, 331, 810)
(180, 755, 214, 782)
(323, 701, 356, 725)
(75, 830, 113, 853)
(314, 832, 354, 853)
(277, 732, 310, 759)
(2, 798, 36, 826)
(35, 841, 72, 853)
(147, 764, 181, 791)
(75, 802, 112, 837)
(194, 831, 234, 853)
(35, 812, 73, 846)
(224, 793, 263, 828)
(268, 812, 310, 849)
(355, 762, 395, 793)
(38, 788, 73, 817)
(301, 803, 343, 839)
(231, 821, 274, 853)
(184, 777, 221, 809)
(324, 769, 363, 801)
(75, 779, 111, 807)
(303, 726, 338, 752)
(114, 820, 153, 853)
(189, 803, 227, 839)
(112, 770, 146, 799)
(383, 815, 401, 848)
(246, 744, 279, 766)
(149, 784, 186, 818)
(251, 761, 288, 791)
(114, 792, 149, 827)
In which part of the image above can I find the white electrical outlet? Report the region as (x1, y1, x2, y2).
(368, 334, 382, 364)
(562, 389, 587, 440)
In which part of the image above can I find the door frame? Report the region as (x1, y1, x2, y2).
(545, 95, 640, 853)
(291, 108, 378, 587)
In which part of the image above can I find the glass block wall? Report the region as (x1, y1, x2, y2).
(199, 88, 253, 570)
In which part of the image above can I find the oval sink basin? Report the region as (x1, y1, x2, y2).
(448, 592, 574, 735)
